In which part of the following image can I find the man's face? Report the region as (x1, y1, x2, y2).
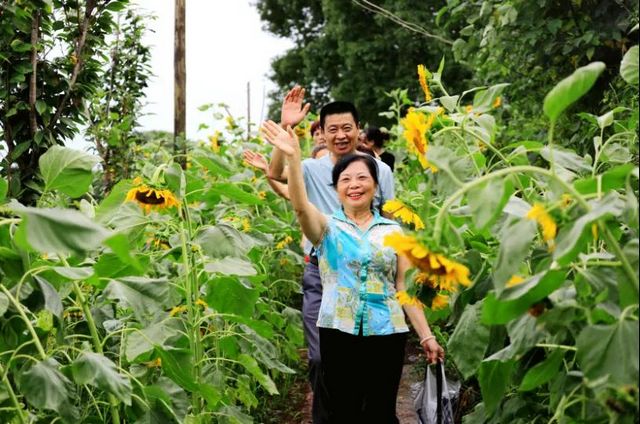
(322, 113, 359, 157)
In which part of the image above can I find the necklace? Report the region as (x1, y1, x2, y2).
(346, 211, 373, 227)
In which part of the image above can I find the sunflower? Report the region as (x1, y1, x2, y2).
(276, 235, 294, 250)
(209, 131, 221, 152)
(417, 64, 432, 102)
(492, 96, 502, 108)
(401, 109, 437, 172)
(396, 290, 425, 308)
(431, 293, 449, 310)
(125, 180, 181, 214)
(382, 199, 425, 230)
(526, 203, 557, 243)
(384, 232, 471, 292)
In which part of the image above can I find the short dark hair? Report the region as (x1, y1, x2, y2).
(320, 101, 359, 129)
(331, 153, 379, 188)
(365, 126, 390, 148)
(310, 120, 321, 134)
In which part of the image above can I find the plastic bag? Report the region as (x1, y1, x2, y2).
(414, 361, 460, 424)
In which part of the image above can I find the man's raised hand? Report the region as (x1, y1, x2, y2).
(261, 120, 300, 159)
(280, 85, 311, 128)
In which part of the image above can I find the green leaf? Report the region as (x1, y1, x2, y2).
(164, 163, 186, 200)
(39, 146, 100, 197)
(192, 155, 232, 178)
(486, 314, 542, 361)
(237, 353, 279, 395)
(208, 182, 262, 205)
(35, 99, 47, 115)
(17, 358, 77, 421)
(217, 405, 254, 424)
(573, 164, 636, 195)
(540, 145, 591, 173)
(620, 45, 638, 86)
(447, 301, 490, 379)
(0, 292, 8, 316)
(10, 39, 32, 52)
(543, 62, 606, 123)
(125, 318, 184, 362)
(439, 95, 459, 111)
(0, 177, 7, 202)
(472, 83, 509, 112)
(104, 233, 144, 273)
(205, 277, 259, 318)
(467, 178, 514, 231)
(103, 276, 169, 322)
(195, 224, 257, 258)
(519, 349, 564, 391)
(10, 202, 110, 255)
(478, 360, 514, 415)
(70, 352, 132, 405)
(143, 377, 189, 423)
(576, 318, 639, 385)
(35, 276, 63, 321)
(51, 266, 94, 280)
(482, 270, 566, 325)
(492, 217, 537, 292)
(205, 257, 257, 276)
(554, 192, 624, 265)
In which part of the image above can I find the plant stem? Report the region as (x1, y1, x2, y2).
(0, 285, 46, 359)
(535, 343, 577, 351)
(433, 165, 588, 244)
(61, 258, 121, 424)
(599, 223, 639, 294)
(179, 205, 202, 414)
(0, 363, 27, 424)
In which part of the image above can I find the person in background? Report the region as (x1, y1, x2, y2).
(359, 126, 395, 171)
(311, 119, 326, 147)
(243, 150, 290, 200)
(262, 121, 444, 423)
(269, 87, 395, 424)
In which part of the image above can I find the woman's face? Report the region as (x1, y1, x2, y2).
(336, 160, 376, 210)
(313, 128, 326, 146)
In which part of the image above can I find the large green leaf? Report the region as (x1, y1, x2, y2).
(448, 301, 490, 379)
(576, 318, 639, 385)
(543, 62, 605, 123)
(519, 349, 564, 391)
(103, 276, 169, 322)
(125, 318, 184, 362)
(195, 224, 257, 258)
(104, 233, 144, 273)
(143, 377, 189, 423)
(540, 146, 591, 173)
(482, 270, 566, 325)
(17, 358, 77, 421)
(11, 202, 110, 255)
(39, 145, 100, 197)
(208, 182, 262, 205)
(205, 277, 259, 318)
(467, 178, 514, 231)
(205, 257, 257, 276)
(554, 192, 624, 265)
(492, 217, 537, 292)
(573, 164, 636, 195)
(486, 314, 542, 361)
(237, 353, 279, 395)
(70, 352, 132, 405)
(478, 360, 514, 415)
(620, 45, 638, 86)
(34, 276, 63, 321)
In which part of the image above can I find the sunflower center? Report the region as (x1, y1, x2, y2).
(135, 189, 166, 205)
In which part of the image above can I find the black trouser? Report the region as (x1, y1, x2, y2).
(319, 328, 407, 424)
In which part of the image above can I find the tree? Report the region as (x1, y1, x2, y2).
(256, 0, 471, 126)
(0, 0, 139, 203)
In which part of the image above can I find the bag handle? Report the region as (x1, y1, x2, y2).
(436, 360, 443, 424)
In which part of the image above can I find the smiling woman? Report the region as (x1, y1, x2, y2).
(260, 119, 444, 422)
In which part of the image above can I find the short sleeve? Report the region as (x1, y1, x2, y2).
(378, 161, 395, 202)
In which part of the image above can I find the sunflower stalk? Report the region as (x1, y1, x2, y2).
(178, 204, 203, 414)
(0, 362, 27, 424)
(61, 257, 122, 424)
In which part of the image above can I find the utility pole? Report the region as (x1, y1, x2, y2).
(246, 81, 251, 141)
(174, 0, 186, 168)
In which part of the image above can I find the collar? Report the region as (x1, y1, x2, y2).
(332, 208, 396, 227)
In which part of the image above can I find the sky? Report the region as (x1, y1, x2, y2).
(134, 1, 292, 141)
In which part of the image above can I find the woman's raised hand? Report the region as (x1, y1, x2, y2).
(261, 120, 300, 159)
(243, 150, 268, 173)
